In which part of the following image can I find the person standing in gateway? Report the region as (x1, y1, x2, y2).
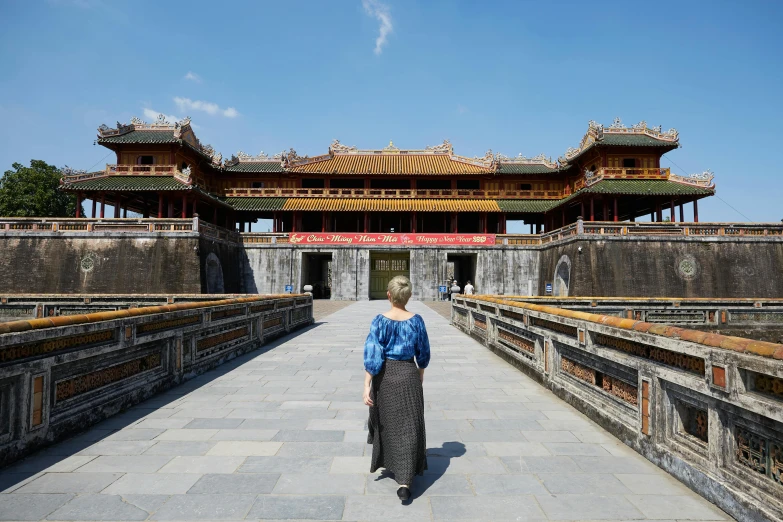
(464, 280, 474, 295)
(363, 276, 430, 502)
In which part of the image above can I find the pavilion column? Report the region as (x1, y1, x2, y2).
(483, 213, 488, 234)
(75, 193, 82, 218)
(100, 193, 105, 218)
(364, 212, 369, 233)
(502, 215, 506, 234)
(412, 211, 417, 233)
(181, 194, 187, 219)
(239, 221, 245, 233)
(272, 212, 277, 233)
(561, 208, 566, 228)
(670, 199, 675, 222)
(321, 212, 326, 233)
(452, 212, 458, 233)
(613, 198, 618, 222)
(192, 198, 197, 217)
(157, 193, 164, 218)
(656, 202, 663, 222)
(114, 197, 120, 218)
(292, 212, 298, 233)
(91, 198, 97, 219)
(590, 197, 595, 221)
(693, 200, 699, 223)
(529, 223, 533, 234)
(122, 206, 127, 218)
(679, 204, 684, 223)
(580, 200, 585, 219)
(602, 200, 608, 221)
(167, 198, 173, 218)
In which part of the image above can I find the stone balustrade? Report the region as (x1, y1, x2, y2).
(0, 294, 313, 466)
(452, 294, 783, 522)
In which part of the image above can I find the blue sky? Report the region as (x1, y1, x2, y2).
(1, 0, 782, 228)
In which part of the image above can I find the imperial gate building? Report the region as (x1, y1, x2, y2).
(53, 116, 725, 300)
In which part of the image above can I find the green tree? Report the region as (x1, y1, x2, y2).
(0, 160, 84, 217)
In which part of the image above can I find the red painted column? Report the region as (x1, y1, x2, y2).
(452, 212, 458, 233)
(412, 211, 417, 233)
(168, 198, 173, 218)
(114, 197, 120, 218)
(292, 212, 297, 233)
(613, 198, 618, 222)
(693, 200, 699, 223)
(561, 208, 566, 227)
(321, 212, 326, 233)
(679, 204, 684, 223)
(157, 194, 163, 218)
(75, 193, 82, 218)
(100, 193, 105, 218)
(590, 197, 595, 221)
(502, 215, 506, 234)
(91, 198, 97, 219)
(670, 199, 675, 222)
(181, 194, 187, 218)
(602, 200, 608, 222)
(483, 213, 487, 234)
(580, 200, 585, 219)
(364, 212, 369, 233)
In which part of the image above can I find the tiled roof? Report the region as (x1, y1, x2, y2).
(496, 164, 562, 175)
(281, 198, 502, 212)
(583, 179, 714, 196)
(599, 134, 679, 147)
(288, 155, 493, 175)
(61, 176, 188, 191)
(226, 197, 286, 211)
(496, 200, 558, 213)
(97, 130, 178, 144)
(224, 162, 285, 173)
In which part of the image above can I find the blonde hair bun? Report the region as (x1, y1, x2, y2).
(387, 275, 412, 306)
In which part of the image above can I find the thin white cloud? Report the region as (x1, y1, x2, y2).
(143, 108, 180, 123)
(184, 71, 201, 83)
(362, 0, 393, 55)
(174, 97, 239, 118)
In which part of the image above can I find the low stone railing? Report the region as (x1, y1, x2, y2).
(0, 217, 242, 243)
(224, 187, 564, 199)
(0, 294, 313, 466)
(452, 295, 783, 522)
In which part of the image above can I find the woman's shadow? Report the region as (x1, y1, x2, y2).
(373, 441, 467, 503)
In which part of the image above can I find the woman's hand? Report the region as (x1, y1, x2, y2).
(363, 384, 374, 407)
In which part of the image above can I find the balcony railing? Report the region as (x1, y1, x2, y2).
(225, 187, 564, 199)
(61, 165, 190, 185)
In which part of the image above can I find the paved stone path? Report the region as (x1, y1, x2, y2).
(0, 301, 731, 521)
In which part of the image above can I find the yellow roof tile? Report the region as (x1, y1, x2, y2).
(288, 154, 493, 175)
(282, 198, 501, 212)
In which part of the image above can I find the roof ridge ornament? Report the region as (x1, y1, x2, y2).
(496, 152, 557, 168)
(383, 140, 399, 152)
(97, 114, 194, 138)
(425, 139, 452, 154)
(670, 169, 715, 188)
(560, 117, 679, 163)
(330, 139, 358, 153)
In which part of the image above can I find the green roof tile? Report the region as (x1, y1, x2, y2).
(496, 164, 562, 175)
(497, 200, 558, 212)
(599, 134, 679, 147)
(583, 179, 713, 196)
(97, 130, 178, 144)
(61, 176, 188, 191)
(226, 197, 287, 211)
(224, 162, 285, 173)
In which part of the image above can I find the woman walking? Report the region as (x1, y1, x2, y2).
(363, 275, 430, 502)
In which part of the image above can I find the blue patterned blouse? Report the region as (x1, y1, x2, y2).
(363, 314, 431, 375)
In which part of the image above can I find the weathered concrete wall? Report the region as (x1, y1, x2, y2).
(0, 235, 202, 294)
(244, 246, 538, 300)
(199, 237, 243, 293)
(538, 237, 783, 298)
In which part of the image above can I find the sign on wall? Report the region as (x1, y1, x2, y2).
(545, 283, 553, 295)
(287, 233, 495, 246)
(439, 285, 448, 293)
(285, 285, 293, 292)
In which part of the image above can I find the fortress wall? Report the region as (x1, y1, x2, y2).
(538, 237, 783, 298)
(0, 234, 202, 294)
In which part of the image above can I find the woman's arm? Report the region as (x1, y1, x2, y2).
(363, 371, 374, 406)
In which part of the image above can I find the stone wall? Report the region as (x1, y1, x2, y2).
(0, 295, 313, 466)
(538, 236, 783, 298)
(243, 245, 539, 300)
(453, 295, 783, 522)
(0, 234, 202, 294)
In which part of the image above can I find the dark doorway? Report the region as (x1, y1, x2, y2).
(457, 212, 481, 233)
(301, 253, 333, 299)
(302, 178, 325, 189)
(370, 179, 411, 190)
(330, 179, 364, 189)
(456, 179, 480, 190)
(446, 253, 477, 292)
(416, 179, 450, 190)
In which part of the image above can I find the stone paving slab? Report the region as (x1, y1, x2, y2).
(0, 300, 733, 521)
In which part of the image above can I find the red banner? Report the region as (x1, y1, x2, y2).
(287, 233, 495, 245)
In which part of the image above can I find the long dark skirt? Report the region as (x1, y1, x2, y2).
(367, 359, 427, 485)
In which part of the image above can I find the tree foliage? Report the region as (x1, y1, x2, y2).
(0, 160, 84, 217)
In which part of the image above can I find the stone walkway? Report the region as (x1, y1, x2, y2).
(0, 301, 731, 521)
